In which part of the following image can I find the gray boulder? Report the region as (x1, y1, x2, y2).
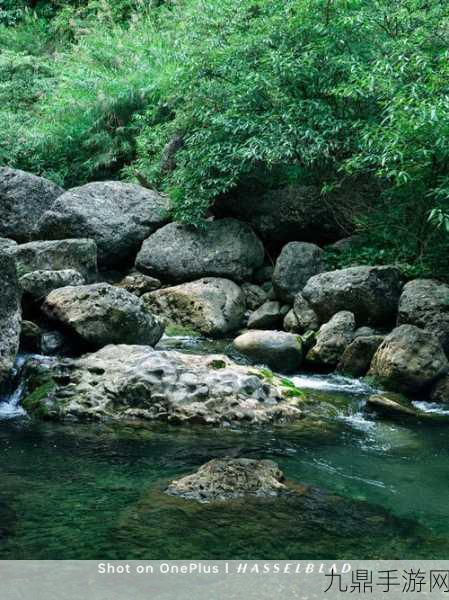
(42, 283, 164, 348)
(19, 269, 85, 299)
(247, 301, 283, 330)
(142, 277, 245, 337)
(303, 266, 403, 325)
(283, 309, 300, 333)
(398, 279, 449, 352)
(273, 242, 324, 302)
(368, 325, 448, 394)
(306, 311, 355, 367)
(292, 293, 320, 333)
(0, 251, 21, 385)
(241, 282, 267, 310)
(336, 335, 384, 377)
(0, 238, 17, 254)
(21, 345, 302, 425)
(0, 168, 63, 242)
(35, 181, 169, 268)
(116, 273, 161, 297)
(430, 376, 449, 404)
(165, 458, 287, 502)
(233, 330, 302, 373)
(14, 239, 97, 283)
(136, 218, 264, 283)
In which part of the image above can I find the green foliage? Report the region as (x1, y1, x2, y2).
(2, 0, 449, 277)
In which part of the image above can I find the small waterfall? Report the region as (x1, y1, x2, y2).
(0, 353, 39, 421)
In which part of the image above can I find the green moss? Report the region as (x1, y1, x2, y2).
(164, 324, 201, 338)
(209, 359, 226, 369)
(22, 379, 57, 419)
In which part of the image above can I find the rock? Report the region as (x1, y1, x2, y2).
(247, 301, 283, 330)
(19, 269, 85, 299)
(272, 242, 324, 302)
(292, 293, 320, 333)
(165, 458, 287, 502)
(329, 235, 363, 254)
(367, 394, 418, 418)
(283, 309, 300, 333)
(40, 331, 67, 355)
(135, 219, 264, 283)
(336, 335, 384, 377)
(143, 278, 245, 337)
(253, 265, 274, 284)
(116, 273, 161, 296)
(241, 283, 267, 310)
(20, 321, 41, 352)
(0, 238, 17, 253)
(398, 279, 449, 352)
(21, 345, 302, 425)
(217, 184, 350, 245)
(303, 266, 403, 325)
(42, 283, 164, 348)
(306, 311, 355, 367)
(430, 376, 449, 404)
(0, 167, 63, 242)
(0, 251, 21, 385)
(233, 330, 302, 373)
(368, 325, 448, 394)
(35, 181, 169, 268)
(14, 239, 97, 283)
(354, 326, 378, 338)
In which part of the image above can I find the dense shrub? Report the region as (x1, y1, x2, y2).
(1, 0, 449, 277)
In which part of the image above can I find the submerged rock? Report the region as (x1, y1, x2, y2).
(0, 167, 63, 242)
(42, 283, 164, 348)
(165, 458, 287, 502)
(21, 345, 302, 425)
(14, 239, 97, 283)
(303, 266, 403, 325)
(233, 330, 302, 373)
(143, 278, 245, 337)
(306, 311, 355, 368)
(0, 251, 21, 385)
(368, 325, 448, 394)
(398, 279, 449, 353)
(337, 335, 384, 377)
(19, 269, 85, 299)
(272, 241, 324, 302)
(35, 181, 169, 268)
(136, 219, 264, 283)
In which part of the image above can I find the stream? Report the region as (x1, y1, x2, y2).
(1, 335, 449, 559)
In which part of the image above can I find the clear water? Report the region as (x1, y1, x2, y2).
(1, 338, 449, 559)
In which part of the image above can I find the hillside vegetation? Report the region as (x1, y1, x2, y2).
(1, 0, 449, 277)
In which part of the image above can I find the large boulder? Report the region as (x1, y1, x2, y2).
(306, 311, 355, 367)
(217, 184, 351, 245)
(247, 301, 284, 330)
(302, 266, 403, 325)
(233, 330, 302, 373)
(398, 279, 449, 353)
(135, 219, 264, 283)
(19, 269, 85, 299)
(0, 251, 21, 385)
(292, 293, 320, 333)
(143, 278, 245, 337)
(21, 345, 302, 425)
(272, 242, 324, 302)
(368, 325, 448, 394)
(14, 239, 97, 283)
(165, 458, 287, 502)
(0, 168, 63, 242)
(35, 181, 169, 268)
(42, 283, 164, 348)
(336, 335, 384, 377)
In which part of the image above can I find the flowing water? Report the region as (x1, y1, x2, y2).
(1, 337, 449, 559)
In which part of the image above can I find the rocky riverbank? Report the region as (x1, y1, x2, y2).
(1, 167, 449, 426)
